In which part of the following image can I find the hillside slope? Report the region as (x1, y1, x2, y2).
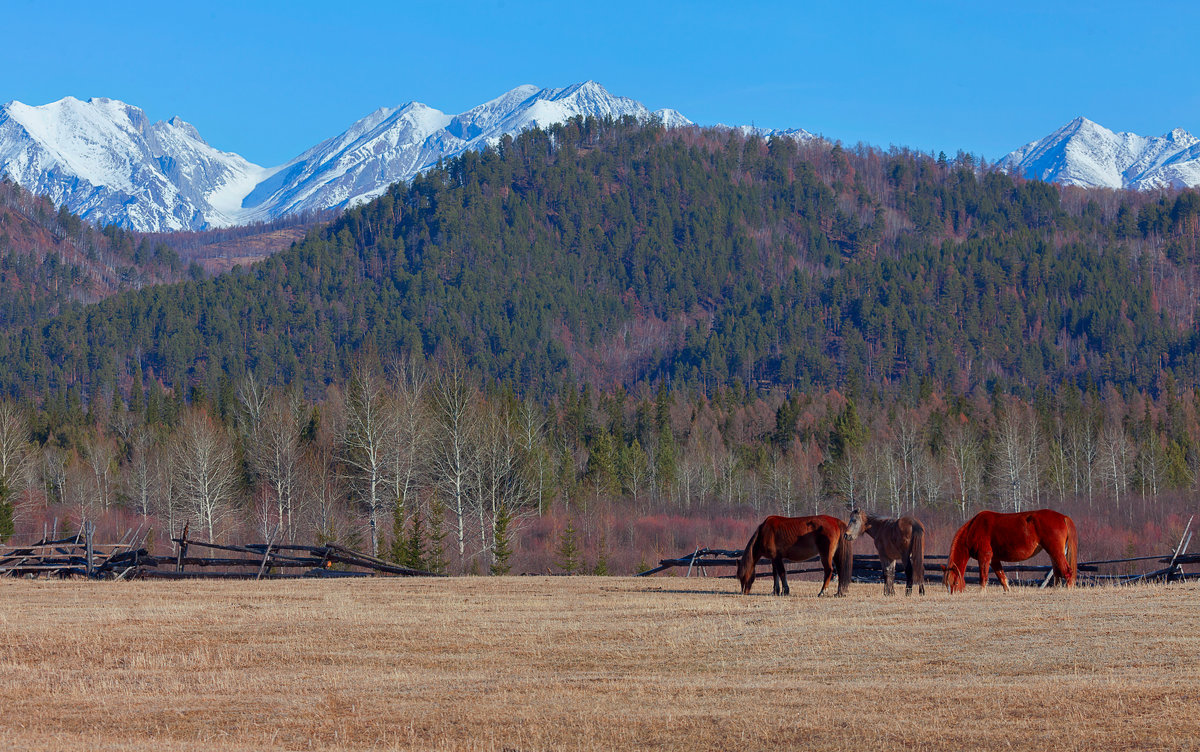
(3, 118, 1199, 402)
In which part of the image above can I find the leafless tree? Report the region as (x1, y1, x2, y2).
(0, 401, 34, 526)
(516, 399, 551, 513)
(82, 433, 118, 512)
(766, 449, 803, 516)
(172, 408, 240, 542)
(1100, 421, 1132, 512)
(249, 389, 308, 542)
(62, 451, 96, 525)
(992, 400, 1041, 513)
(1066, 409, 1101, 506)
(942, 417, 982, 519)
(123, 426, 156, 518)
(832, 444, 876, 511)
(306, 416, 344, 544)
(388, 358, 429, 526)
(41, 446, 67, 509)
(430, 365, 479, 562)
(472, 405, 533, 566)
(621, 439, 651, 511)
(235, 371, 269, 438)
(341, 368, 396, 556)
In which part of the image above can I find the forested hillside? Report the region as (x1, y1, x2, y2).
(2, 118, 1199, 570)
(4, 117, 1200, 403)
(0, 178, 185, 329)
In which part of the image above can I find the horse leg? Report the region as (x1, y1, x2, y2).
(771, 557, 783, 596)
(778, 557, 791, 596)
(992, 557, 1010, 592)
(816, 555, 834, 597)
(1047, 538, 1072, 588)
(883, 559, 896, 596)
(902, 553, 914, 596)
(977, 554, 990, 591)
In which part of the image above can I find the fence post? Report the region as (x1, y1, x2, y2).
(176, 521, 189, 573)
(85, 521, 94, 578)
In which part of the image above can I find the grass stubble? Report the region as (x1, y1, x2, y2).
(1, 574, 1198, 751)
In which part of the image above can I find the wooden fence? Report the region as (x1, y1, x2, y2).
(0, 522, 439, 580)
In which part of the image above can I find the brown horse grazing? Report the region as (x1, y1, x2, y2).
(844, 509, 926, 596)
(736, 515, 852, 597)
(944, 509, 1078, 593)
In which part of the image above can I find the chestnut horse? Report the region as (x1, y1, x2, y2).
(944, 509, 1078, 593)
(736, 515, 852, 597)
(844, 509, 926, 596)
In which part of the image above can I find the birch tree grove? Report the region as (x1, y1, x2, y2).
(341, 369, 395, 556)
(431, 366, 479, 562)
(172, 409, 239, 542)
(244, 389, 308, 543)
(388, 359, 429, 526)
(992, 401, 1040, 513)
(0, 402, 32, 539)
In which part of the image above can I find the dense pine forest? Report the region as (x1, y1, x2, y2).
(1, 118, 1198, 571)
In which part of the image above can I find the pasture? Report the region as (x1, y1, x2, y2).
(1, 576, 1198, 751)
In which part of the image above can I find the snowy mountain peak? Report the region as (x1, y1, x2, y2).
(0, 82, 706, 231)
(1002, 117, 1200, 191)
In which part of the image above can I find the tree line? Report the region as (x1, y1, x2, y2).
(2, 361, 1195, 571)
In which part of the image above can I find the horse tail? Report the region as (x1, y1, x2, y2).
(835, 523, 853, 594)
(911, 520, 926, 590)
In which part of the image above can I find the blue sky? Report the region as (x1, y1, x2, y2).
(4, 1, 1197, 166)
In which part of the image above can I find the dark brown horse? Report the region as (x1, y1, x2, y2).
(736, 515, 852, 596)
(944, 509, 1078, 593)
(844, 509, 926, 596)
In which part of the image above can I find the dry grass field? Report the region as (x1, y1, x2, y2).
(1, 575, 1198, 752)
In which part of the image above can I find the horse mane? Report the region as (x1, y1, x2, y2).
(947, 519, 968, 568)
(741, 521, 764, 563)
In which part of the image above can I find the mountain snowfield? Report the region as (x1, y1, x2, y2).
(0, 82, 693, 232)
(1001, 116, 1200, 191)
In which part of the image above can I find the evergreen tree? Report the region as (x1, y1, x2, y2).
(555, 519, 580, 575)
(0, 479, 13, 543)
(490, 503, 513, 575)
(426, 494, 448, 574)
(388, 502, 407, 565)
(592, 529, 609, 576)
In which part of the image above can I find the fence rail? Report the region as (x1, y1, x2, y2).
(0, 523, 440, 580)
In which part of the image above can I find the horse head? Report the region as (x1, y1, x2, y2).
(943, 563, 965, 593)
(844, 508, 866, 542)
(735, 551, 755, 594)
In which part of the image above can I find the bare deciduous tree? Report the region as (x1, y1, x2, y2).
(943, 417, 982, 520)
(123, 426, 156, 518)
(173, 408, 240, 542)
(82, 433, 117, 512)
(341, 369, 396, 556)
(388, 358, 429, 527)
(1100, 421, 1132, 512)
(0, 402, 34, 533)
(430, 365, 479, 562)
(250, 389, 308, 542)
(992, 400, 1041, 513)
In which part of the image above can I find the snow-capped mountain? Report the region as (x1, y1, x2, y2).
(1001, 117, 1200, 191)
(244, 81, 691, 221)
(0, 82, 693, 231)
(0, 97, 272, 232)
(723, 124, 818, 143)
